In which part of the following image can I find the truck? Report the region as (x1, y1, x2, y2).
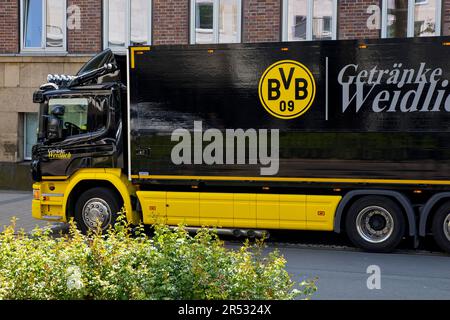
(31, 36, 450, 253)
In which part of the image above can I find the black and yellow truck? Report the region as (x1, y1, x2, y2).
(31, 36, 450, 253)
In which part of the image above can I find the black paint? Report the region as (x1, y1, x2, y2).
(130, 37, 450, 181)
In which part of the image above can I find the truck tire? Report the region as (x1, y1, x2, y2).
(74, 187, 122, 234)
(431, 201, 450, 253)
(345, 196, 405, 253)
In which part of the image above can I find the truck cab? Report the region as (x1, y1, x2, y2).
(31, 49, 138, 233)
(31, 49, 126, 181)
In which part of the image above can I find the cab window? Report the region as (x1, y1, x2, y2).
(48, 96, 109, 139)
(49, 98, 88, 137)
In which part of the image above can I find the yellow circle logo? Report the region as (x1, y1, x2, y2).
(258, 60, 316, 119)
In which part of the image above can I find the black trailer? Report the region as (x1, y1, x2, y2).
(129, 37, 450, 182)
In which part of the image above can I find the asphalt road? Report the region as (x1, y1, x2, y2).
(279, 246, 450, 300)
(222, 229, 450, 300)
(1, 190, 450, 300)
(0, 190, 54, 232)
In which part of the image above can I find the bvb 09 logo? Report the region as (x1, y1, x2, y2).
(258, 60, 316, 119)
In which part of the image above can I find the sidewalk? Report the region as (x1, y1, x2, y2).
(0, 190, 64, 233)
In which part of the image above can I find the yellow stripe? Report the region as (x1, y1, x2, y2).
(42, 176, 68, 181)
(131, 174, 450, 186)
(130, 46, 151, 69)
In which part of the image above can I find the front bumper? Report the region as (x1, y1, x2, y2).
(32, 182, 66, 222)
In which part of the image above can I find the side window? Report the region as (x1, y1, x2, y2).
(381, 0, 442, 38)
(49, 98, 89, 138)
(48, 97, 108, 139)
(103, 0, 152, 52)
(282, 0, 337, 41)
(191, 0, 242, 44)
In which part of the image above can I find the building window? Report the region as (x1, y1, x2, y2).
(103, 0, 152, 51)
(190, 0, 242, 44)
(382, 0, 442, 38)
(24, 113, 38, 160)
(282, 0, 337, 41)
(20, 0, 67, 52)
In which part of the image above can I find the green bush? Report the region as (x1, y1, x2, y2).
(0, 216, 317, 300)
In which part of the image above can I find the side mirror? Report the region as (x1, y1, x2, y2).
(47, 115, 63, 141)
(47, 105, 65, 141)
(51, 105, 65, 116)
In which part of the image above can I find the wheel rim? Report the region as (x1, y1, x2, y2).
(82, 198, 112, 230)
(356, 205, 394, 244)
(443, 213, 450, 242)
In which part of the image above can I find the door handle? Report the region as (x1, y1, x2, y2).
(136, 147, 151, 157)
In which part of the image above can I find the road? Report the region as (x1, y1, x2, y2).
(0, 190, 449, 300)
(280, 246, 450, 300)
(0, 190, 64, 233)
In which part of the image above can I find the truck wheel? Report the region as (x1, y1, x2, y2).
(345, 196, 405, 253)
(74, 187, 122, 234)
(431, 201, 450, 253)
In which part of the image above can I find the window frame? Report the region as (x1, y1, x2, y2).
(103, 0, 153, 52)
(282, 0, 338, 41)
(190, 0, 243, 45)
(381, 0, 442, 38)
(20, 0, 68, 53)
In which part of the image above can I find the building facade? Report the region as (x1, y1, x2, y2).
(0, 0, 449, 185)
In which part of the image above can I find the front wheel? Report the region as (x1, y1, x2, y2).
(345, 196, 405, 253)
(431, 201, 450, 253)
(74, 187, 122, 234)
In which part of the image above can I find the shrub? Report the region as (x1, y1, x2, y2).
(0, 216, 317, 300)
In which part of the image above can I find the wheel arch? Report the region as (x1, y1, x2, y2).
(62, 169, 139, 225)
(334, 190, 416, 237)
(419, 192, 450, 237)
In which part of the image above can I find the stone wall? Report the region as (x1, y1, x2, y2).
(153, 0, 190, 45)
(67, 0, 103, 53)
(243, 0, 281, 43)
(0, 162, 34, 190)
(338, 0, 382, 40)
(0, 56, 91, 162)
(0, 0, 19, 54)
(444, 0, 450, 36)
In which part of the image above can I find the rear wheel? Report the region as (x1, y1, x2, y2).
(74, 187, 122, 234)
(345, 196, 405, 253)
(431, 201, 450, 253)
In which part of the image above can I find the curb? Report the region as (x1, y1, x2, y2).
(33, 222, 70, 236)
(49, 223, 70, 235)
